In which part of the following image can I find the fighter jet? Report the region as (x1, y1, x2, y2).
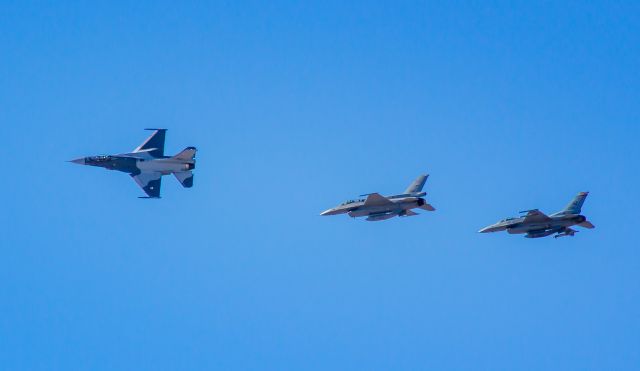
(69, 129, 196, 198)
(478, 192, 595, 238)
(320, 174, 436, 221)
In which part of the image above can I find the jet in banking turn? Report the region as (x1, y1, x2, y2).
(320, 174, 436, 221)
(478, 192, 595, 238)
(70, 129, 196, 198)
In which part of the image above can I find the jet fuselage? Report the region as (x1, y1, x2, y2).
(480, 214, 586, 236)
(72, 153, 195, 176)
(321, 174, 435, 221)
(70, 129, 197, 198)
(321, 192, 434, 221)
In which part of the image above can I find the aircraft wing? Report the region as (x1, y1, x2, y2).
(363, 193, 395, 207)
(522, 209, 552, 223)
(131, 172, 162, 198)
(133, 129, 167, 158)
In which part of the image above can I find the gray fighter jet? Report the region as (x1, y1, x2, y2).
(70, 129, 196, 198)
(320, 174, 436, 221)
(478, 192, 595, 238)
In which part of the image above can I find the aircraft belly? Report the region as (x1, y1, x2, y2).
(366, 213, 397, 221)
(554, 219, 577, 228)
(328, 208, 350, 215)
(349, 205, 398, 218)
(106, 157, 138, 173)
(510, 223, 564, 235)
(400, 201, 420, 210)
(137, 159, 190, 174)
(507, 227, 529, 234)
(348, 209, 373, 217)
(510, 222, 552, 234)
(367, 206, 400, 215)
(347, 208, 365, 217)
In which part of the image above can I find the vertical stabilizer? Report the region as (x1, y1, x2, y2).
(558, 192, 589, 215)
(172, 147, 197, 161)
(404, 174, 429, 194)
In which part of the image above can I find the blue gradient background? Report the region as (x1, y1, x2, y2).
(1, 1, 638, 370)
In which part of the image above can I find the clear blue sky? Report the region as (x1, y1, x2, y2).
(1, 1, 639, 370)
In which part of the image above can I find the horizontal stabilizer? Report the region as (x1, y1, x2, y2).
(363, 193, 394, 207)
(577, 221, 595, 229)
(420, 203, 436, 211)
(174, 171, 194, 188)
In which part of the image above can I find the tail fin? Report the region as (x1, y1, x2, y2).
(172, 147, 197, 161)
(404, 174, 428, 194)
(558, 192, 589, 215)
(174, 171, 194, 188)
(133, 129, 167, 158)
(172, 147, 196, 188)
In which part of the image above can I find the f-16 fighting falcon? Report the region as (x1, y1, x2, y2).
(478, 192, 595, 238)
(69, 129, 196, 198)
(320, 174, 436, 221)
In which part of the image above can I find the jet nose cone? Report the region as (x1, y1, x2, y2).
(478, 226, 492, 233)
(320, 208, 339, 216)
(68, 157, 86, 165)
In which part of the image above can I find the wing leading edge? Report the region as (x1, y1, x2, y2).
(133, 129, 167, 158)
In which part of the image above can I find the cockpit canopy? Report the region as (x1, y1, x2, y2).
(89, 155, 112, 162)
(341, 199, 363, 206)
(499, 217, 517, 223)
